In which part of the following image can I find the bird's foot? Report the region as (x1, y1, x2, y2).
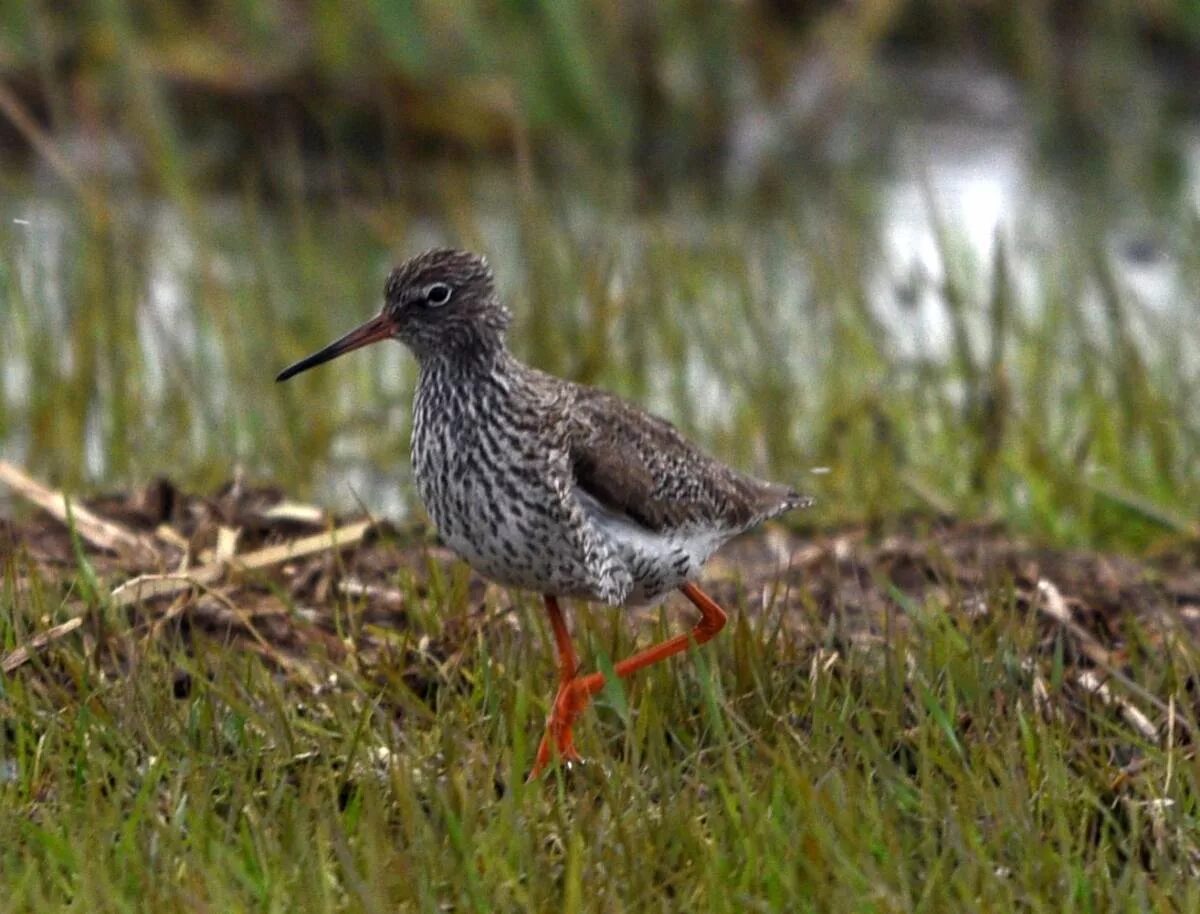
(527, 679, 593, 781)
(528, 730, 584, 782)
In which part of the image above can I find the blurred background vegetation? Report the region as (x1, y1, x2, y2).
(1, 0, 1198, 550)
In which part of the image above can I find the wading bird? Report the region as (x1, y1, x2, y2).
(277, 249, 810, 778)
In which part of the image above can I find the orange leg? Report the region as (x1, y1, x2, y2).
(533, 595, 585, 771)
(528, 582, 728, 780)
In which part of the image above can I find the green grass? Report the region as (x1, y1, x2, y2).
(2, 559, 1198, 912)
(2, 3, 1200, 908)
(3, 0, 1197, 177)
(2, 3, 1198, 552)
(2, 173, 1198, 551)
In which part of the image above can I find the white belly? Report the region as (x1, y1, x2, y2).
(574, 489, 732, 604)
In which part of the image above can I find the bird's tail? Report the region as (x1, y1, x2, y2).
(784, 489, 815, 512)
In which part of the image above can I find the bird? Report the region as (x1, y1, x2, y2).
(276, 248, 811, 779)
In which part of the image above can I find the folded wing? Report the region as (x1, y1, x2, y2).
(568, 387, 807, 535)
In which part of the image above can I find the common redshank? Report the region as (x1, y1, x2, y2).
(277, 249, 811, 778)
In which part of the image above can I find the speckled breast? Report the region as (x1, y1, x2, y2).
(409, 370, 607, 601)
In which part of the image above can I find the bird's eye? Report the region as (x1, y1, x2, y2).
(425, 283, 452, 307)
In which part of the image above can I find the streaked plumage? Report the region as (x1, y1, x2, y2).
(277, 247, 812, 777)
(411, 348, 807, 605)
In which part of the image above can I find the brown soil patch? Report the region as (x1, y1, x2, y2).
(3, 475, 1199, 730)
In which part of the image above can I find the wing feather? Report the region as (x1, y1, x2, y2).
(568, 387, 805, 533)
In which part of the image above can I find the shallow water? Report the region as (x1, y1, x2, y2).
(1, 107, 1197, 521)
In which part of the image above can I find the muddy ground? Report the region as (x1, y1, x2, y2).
(3, 471, 1199, 746)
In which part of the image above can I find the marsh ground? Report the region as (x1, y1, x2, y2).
(3, 2, 1200, 909)
(2, 473, 1199, 911)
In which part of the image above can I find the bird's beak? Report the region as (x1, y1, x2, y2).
(276, 311, 395, 382)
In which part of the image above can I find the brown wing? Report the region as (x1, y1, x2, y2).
(568, 386, 805, 533)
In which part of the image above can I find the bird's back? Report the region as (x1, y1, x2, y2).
(568, 384, 807, 533)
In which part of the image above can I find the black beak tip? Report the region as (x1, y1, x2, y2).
(276, 354, 328, 383)
(276, 358, 319, 382)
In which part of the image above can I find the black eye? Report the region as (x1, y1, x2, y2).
(425, 283, 452, 307)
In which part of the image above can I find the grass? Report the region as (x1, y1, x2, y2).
(2, 178, 1197, 905)
(2, 548, 1198, 912)
(3, 3, 1200, 909)
(2, 3, 1198, 551)
(2, 171, 1198, 551)
(4, 0, 1198, 179)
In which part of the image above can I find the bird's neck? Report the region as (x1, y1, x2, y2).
(416, 337, 518, 387)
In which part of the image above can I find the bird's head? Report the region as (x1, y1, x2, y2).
(276, 248, 509, 381)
